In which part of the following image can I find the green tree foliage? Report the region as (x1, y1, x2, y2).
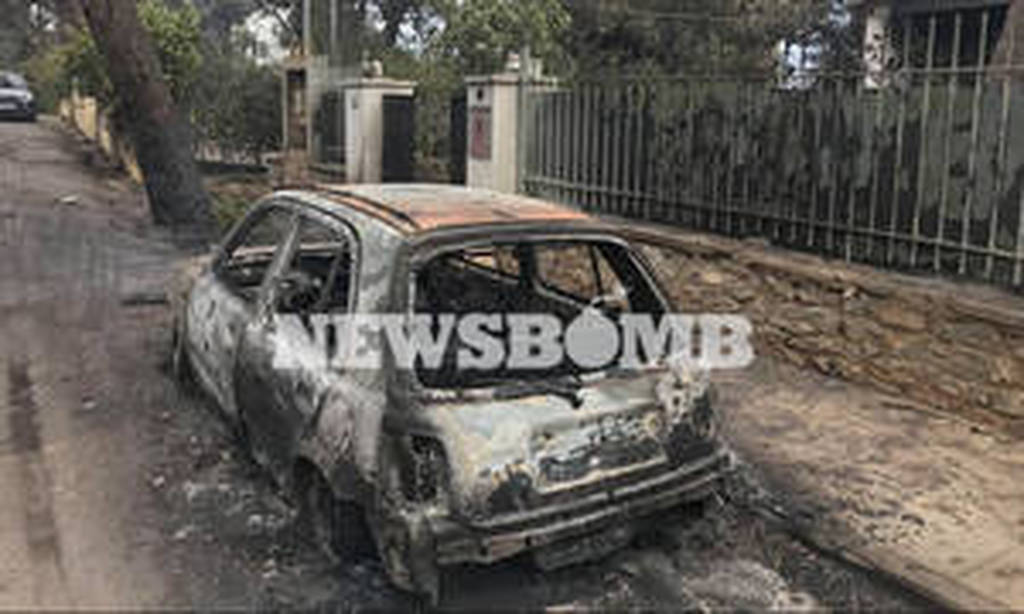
(427, 0, 571, 74)
(58, 0, 202, 107)
(192, 35, 282, 162)
(372, 0, 569, 179)
(562, 0, 843, 78)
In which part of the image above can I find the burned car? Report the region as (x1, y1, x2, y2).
(171, 184, 732, 601)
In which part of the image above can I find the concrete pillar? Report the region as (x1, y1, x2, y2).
(342, 77, 416, 184)
(464, 73, 522, 194)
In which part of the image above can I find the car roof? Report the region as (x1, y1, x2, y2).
(302, 184, 592, 235)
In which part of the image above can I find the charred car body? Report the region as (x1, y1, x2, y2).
(171, 185, 732, 601)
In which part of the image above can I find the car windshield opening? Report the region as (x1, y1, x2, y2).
(411, 239, 666, 390)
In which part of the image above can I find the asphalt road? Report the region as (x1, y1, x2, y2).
(0, 118, 935, 611)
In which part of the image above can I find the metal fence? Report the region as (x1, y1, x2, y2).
(521, 10, 1024, 290)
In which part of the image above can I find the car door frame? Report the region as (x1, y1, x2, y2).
(187, 200, 300, 419)
(234, 202, 362, 486)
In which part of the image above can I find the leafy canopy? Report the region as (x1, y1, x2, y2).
(61, 0, 202, 107)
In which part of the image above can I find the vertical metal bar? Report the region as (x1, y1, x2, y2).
(685, 81, 698, 226)
(552, 88, 561, 201)
(634, 84, 647, 219)
(644, 84, 658, 220)
(536, 91, 544, 195)
(1015, 23, 1024, 284)
(827, 80, 842, 256)
(523, 83, 533, 188)
(887, 17, 912, 265)
(561, 88, 570, 203)
(566, 87, 576, 205)
(590, 84, 599, 211)
(710, 83, 722, 232)
(600, 85, 612, 215)
(843, 77, 857, 262)
(622, 83, 634, 217)
(867, 83, 884, 258)
(631, 82, 641, 217)
(537, 91, 545, 195)
(658, 82, 669, 221)
(561, 89, 570, 203)
(986, 13, 1014, 279)
(744, 81, 758, 236)
(541, 91, 550, 199)
(550, 90, 559, 201)
(807, 79, 825, 248)
(788, 90, 806, 244)
(961, 10, 990, 274)
(581, 83, 592, 210)
(936, 11, 962, 272)
(574, 86, 584, 206)
(611, 83, 624, 215)
(867, 14, 891, 262)
(911, 14, 937, 267)
(516, 48, 531, 195)
(724, 82, 739, 235)
(548, 90, 557, 200)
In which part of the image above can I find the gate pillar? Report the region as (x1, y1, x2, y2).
(464, 73, 522, 194)
(342, 77, 416, 184)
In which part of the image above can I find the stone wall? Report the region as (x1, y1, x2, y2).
(622, 224, 1024, 432)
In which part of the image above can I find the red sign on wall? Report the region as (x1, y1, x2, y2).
(470, 106, 492, 160)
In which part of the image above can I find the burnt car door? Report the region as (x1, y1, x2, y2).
(186, 204, 297, 418)
(235, 209, 358, 480)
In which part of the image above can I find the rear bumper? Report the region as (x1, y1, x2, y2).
(430, 447, 733, 566)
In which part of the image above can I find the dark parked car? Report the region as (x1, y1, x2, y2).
(0, 72, 36, 122)
(170, 184, 732, 603)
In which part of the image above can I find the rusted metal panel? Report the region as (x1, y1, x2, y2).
(314, 184, 589, 233)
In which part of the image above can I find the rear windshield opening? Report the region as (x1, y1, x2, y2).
(411, 239, 665, 390)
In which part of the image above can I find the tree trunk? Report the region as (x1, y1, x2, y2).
(78, 0, 214, 244)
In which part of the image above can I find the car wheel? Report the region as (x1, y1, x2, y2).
(300, 470, 374, 563)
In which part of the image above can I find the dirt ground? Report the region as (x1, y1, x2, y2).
(0, 118, 936, 610)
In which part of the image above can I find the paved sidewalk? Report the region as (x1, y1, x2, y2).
(715, 358, 1024, 611)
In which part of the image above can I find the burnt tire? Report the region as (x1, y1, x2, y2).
(300, 471, 375, 563)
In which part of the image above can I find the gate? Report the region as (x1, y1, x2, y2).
(521, 9, 1024, 291)
(383, 94, 415, 182)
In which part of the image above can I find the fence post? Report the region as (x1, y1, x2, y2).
(464, 55, 525, 195)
